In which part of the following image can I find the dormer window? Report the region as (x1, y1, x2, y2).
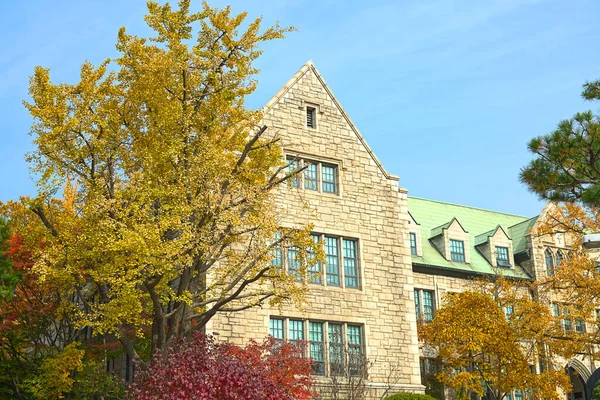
(496, 246, 511, 267)
(450, 239, 465, 262)
(306, 106, 317, 128)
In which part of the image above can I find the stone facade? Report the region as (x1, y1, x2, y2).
(207, 61, 423, 397)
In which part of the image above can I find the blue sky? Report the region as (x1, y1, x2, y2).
(1, 0, 599, 217)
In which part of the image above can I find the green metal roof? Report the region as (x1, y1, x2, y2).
(408, 197, 536, 279)
(509, 216, 539, 254)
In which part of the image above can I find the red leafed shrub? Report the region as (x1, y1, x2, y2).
(127, 334, 316, 400)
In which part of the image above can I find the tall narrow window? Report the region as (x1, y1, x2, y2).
(347, 325, 363, 376)
(287, 247, 302, 282)
(306, 106, 316, 128)
(504, 305, 514, 321)
(545, 249, 554, 276)
(286, 157, 300, 188)
(414, 289, 421, 320)
(329, 323, 344, 375)
(422, 290, 434, 322)
(496, 246, 510, 267)
(409, 232, 417, 256)
(270, 318, 284, 340)
(343, 239, 358, 288)
(304, 162, 318, 191)
(449, 239, 465, 262)
(325, 236, 340, 286)
(309, 322, 325, 375)
(415, 289, 435, 323)
(576, 318, 585, 333)
(308, 234, 322, 284)
(271, 232, 282, 268)
(289, 320, 304, 348)
(562, 307, 573, 333)
(321, 164, 337, 193)
(556, 250, 564, 267)
(514, 391, 523, 400)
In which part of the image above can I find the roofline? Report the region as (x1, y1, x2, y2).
(408, 196, 532, 219)
(262, 60, 400, 182)
(412, 262, 533, 281)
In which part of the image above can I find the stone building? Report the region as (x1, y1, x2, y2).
(408, 199, 600, 400)
(207, 60, 423, 397)
(206, 61, 599, 399)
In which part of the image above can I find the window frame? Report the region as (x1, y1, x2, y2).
(285, 155, 340, 195)
(271, 232, 361, 290)
(268, 317, 365, 377)
(306, 105, 317, 129)
(545, 248, 555, 276)
(409, 232, 418, 256)
(449, 239, 466, 263)
(495, 246, 511, 267)
(415, 288, 436, 324)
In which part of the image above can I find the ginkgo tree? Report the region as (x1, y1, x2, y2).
(420, 281, 573, 400)
(6, 0, 321, 368)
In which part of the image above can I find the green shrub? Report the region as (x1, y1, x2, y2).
(385, 393, 439, 400)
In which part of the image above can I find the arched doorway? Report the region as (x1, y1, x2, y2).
(568, 366, 587, 400)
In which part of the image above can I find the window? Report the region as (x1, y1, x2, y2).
(289, 319, 304, 346)
(270, 318, 284, 339)
(514, 390, 523, 400)
(419, 358, 438, 384)
(321, 164, 337, 193)
(306, 106, 316, 128)
(556, 250, 565, 267)
(272, 232, 359, 288)
(504, 305, 514, 321)
(545, 249, 554, 276)
(553, 303, 581, 333)
(309, 322, 325, 375)
(409, 232, 417, 256)
(449, 239, 465, 262)
(270, 318, 364, 377)
(329, 323, 344, 375)
(496, 246, 510, 267)
(343, 239, 358, 288)
(308, 234, 322, 284)
(304, 163, 318, 191)
(286, 157, 300, 188)
(285, 156, 339, 194)
(287, 246, 302, 282)
(415, 289, 435, 323)
(325, 236, 340, 286)
(347, 325, 363, 376)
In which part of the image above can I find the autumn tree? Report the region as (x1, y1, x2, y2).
(520, 80, 600, 207)
(420, 286, 572, 400)
(8, 0, 321, 370)
(126, 333, 315, 400)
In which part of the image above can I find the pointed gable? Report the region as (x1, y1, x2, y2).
(262, 61, 399, 182)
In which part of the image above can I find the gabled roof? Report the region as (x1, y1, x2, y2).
(263, 60, 399, 182)
(408, 197, 533, 279)
(474, 225, 511, 246)
(509, 217, 539, 254)
(430, 217, 468, 238)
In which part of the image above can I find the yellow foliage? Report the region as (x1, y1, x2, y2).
(26, 343, 85, 399)
(6, 0, 312, 364)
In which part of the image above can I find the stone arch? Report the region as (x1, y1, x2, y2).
(567, 359, 592, 400)
(569, 359, 592, 382)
